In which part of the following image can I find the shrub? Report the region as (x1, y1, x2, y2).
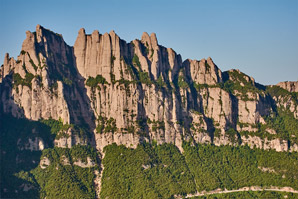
(29, 59, 38, 71)
(13, 72, 34, 88)
(139, 71, 151, 85)
(111, 55, 116, 65)
(63, 77, 73, 86)
(178, 75, 189, 89)
(96, 116, 117, 134)
(156, 76, 166, 89)
(86, 75, 108, 88)
(132, 54, 141, 69)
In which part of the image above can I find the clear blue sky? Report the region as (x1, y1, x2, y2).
(0, 0, 297, 85)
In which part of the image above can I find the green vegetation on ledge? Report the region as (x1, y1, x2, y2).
(86, 75, 109, 88)
(148, 119, 165, 131)
(132, 54, 141, 70)
(178, 75, 189, 89)
(266, 85, 298, 106)
(139, 71, 152, 85)
(13, 72, 34, 89)
(237, 107, 298, 143)
(265, 107, 298, 143)
(96, 116, 117, 134)
(220, 70, 263, 100)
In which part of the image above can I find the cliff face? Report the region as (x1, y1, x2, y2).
(1, 25, 298, 152)
(277, 81, 298, 93)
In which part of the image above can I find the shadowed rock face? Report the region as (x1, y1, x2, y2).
(1, 24, 298, 152)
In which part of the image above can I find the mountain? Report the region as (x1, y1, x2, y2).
(1, 25, 298, 199)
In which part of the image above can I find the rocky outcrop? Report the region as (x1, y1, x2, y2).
(240, 135, 290, 152)
(0, 53, 16, 82)
(237, 94, 267, 125)
(73, 157, 96, 168)
(61, 156, 71, 165)
(272, 95, 298, 119)
(270, 82, 298, 119)
(192, 132, 294, 152)
(0, 25, 95, 129)
(277, 81, 298, 92)
(1, 25, 298, 153)
(54, 128, 88, 148)
(7, 79, 70, 122)
(95, 132, 142, 151)
(74, 29, 115, 81)
(0, 25, 71, 122)
(40, 157, 50, 169)
(60, 155, 96, 168)
(200, 87, 233, 128)
(183, 57, 222, 85)
(258, 166, 276, 173)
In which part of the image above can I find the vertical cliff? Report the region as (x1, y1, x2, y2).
(1, 25, 298, 153)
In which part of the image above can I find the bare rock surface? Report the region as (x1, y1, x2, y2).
(0, 25, 297, 153)
(277, 81, 298, 92)
(40, 157, 50, 169)
(73, 157, 96, 168)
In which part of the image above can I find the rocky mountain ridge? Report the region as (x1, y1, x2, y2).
(1, 24, 298, 153)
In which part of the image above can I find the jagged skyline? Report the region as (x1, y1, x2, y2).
(1, 20, 298, 199)
(0, 0, 297, 85)
(1, 24, 297, 152)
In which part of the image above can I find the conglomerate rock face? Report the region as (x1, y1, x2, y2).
(277, 81, 298, 93)
(1, 25, 298, 152)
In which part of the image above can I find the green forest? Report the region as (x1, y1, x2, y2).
(1, 115, 298, 199)
(100, 143, 298, 199)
